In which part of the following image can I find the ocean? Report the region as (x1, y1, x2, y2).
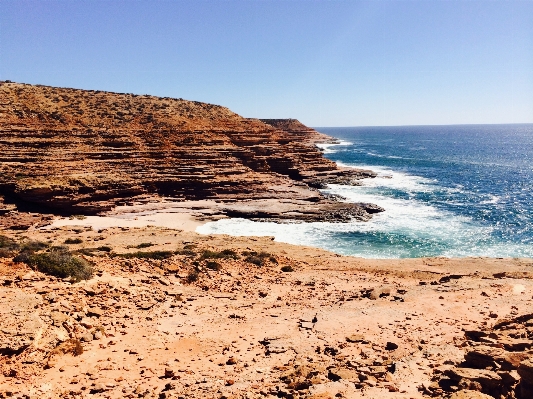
(197, 124, 533, 259)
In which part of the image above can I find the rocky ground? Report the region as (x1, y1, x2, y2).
(1, 226, 532, 399)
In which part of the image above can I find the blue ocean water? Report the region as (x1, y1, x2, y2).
(198, 124, 533, 258)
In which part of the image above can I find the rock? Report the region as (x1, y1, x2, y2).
(164, 367, 175, 378)
(364, 375, 377, 386)
(498, 370, 520, 385)
(0, 83, 380, 221)
(266, 343, 288, 354)
(346, 334, 366, 343)
(226, 357, 238, 365)
(445, 367, 502, 392)
(500, 338, 533, 351)
(518, 358, 533, 384)
(385, 341, 398, 351)
(81, 333, 94, 342)
(327, 367, 358, 381)
(86, 307, 103, 318)
(449, 390, 496, 399)
(368, 287, 392, 300)
(300, 321, 314, 330)
(79, 318, 95, 329)
(0, 290, 44, 353)
(464, 346, 505, 369)
(158, 277, 171, 286)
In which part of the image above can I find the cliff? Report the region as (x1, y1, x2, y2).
(0, 81, 379, 221)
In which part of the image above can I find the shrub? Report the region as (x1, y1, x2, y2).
(176, 248, 196, 256)
(205, 260, 222, 271)
(21, 240, 49, 252)
(200, 249, 239, 260)
(243, 251, 277, 267)
(135, 242, 154, 249)
(116, 250, 174, 260)
(186, 270, 199, 283)
(245, 255, 263, 266)
(26, 247, 93, 282)
(0, 235, 19, 257)
(96, 246, 112, 252)
(281, 266, 294, 273)
(64, 238, 83, 244)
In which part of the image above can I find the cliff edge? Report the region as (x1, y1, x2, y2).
(0, 81, 380, 224)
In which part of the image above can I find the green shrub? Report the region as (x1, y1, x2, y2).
(0, 235, 17, 249)
(135, 242, 154, 249)
(176, 248, 196, 256)
(243, 251, 277, 267)
(26, 247, 93, 282)
(64, 238, 83, 244)
(200, 249, 239, 260)
(0, 235, 19, 257)
(96, 246, 112, 252)
(21, 240, 49, 252)
(116, 250, 174, 260)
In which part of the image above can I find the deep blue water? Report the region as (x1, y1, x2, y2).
(198, 124, 533, 258)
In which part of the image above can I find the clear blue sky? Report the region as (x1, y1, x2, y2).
(1, 0, 532, 126)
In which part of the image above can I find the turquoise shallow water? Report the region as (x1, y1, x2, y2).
(198, 124, 533, 258)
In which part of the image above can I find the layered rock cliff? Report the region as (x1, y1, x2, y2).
(0, 81, 379, 221)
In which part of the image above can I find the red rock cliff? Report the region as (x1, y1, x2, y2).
(0, 82, 377, 218)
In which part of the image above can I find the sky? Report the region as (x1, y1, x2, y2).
(1, 0, 532, 126)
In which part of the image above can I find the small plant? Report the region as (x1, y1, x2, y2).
(115, 250, 174, 260)
(64, 238, 83, 244)
(200, 249, 239, 260)
(281, 266, 294, 273)
(186, 270, 199, 283)
(176, 248, 196, 256)
(205, 260, 222, 271)
(20, 240, 49, 252)
(0, 235, 20, 257)
(96, 245, 112, 252)
(135, 242, 154, 249)
(25, 247, 93, 282)
(50, 338, 84, 357)
(243, 251, 277, 267)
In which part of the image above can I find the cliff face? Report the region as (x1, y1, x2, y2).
(0, 82, 376, 217)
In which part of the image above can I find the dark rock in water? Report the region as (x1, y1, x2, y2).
(355, 203, 386, 214)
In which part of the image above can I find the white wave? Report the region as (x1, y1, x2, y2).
(315, 140, 352, 154)
(197, 176, 497, 259)
(337, 162, 438, 193)
(197, 151, 532, 258)
(480, 195, 500, 205)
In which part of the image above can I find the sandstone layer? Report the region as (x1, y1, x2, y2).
(0, 226, 532, 398)
(0, 81, 378, 223)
